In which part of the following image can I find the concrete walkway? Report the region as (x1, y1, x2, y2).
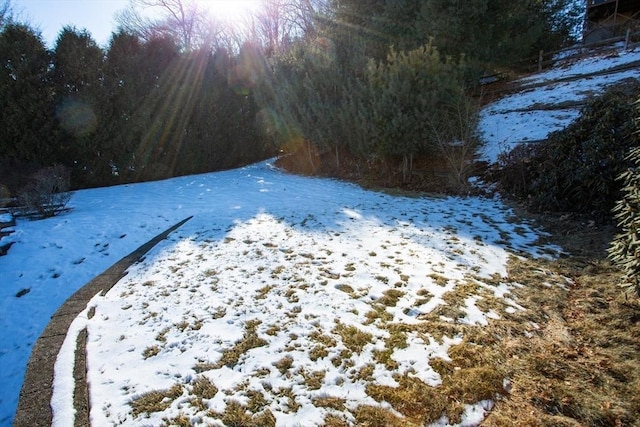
(13, 216, 193, 427)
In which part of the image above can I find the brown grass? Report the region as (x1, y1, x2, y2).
(215, 319, 267, 368)
(274, 387, 300, 412)
(322, 414, 350, 427)
(142, 345, 160, 359)
(273, 355, 294, 374)
(212, 400, 276, 427)
(301, 369, 326, 390)
(137, 206, 639, 426)
(313, 395, 346, 411)
(377, 289, 405, 307)
(161, 414, 191, 426)
(352, 404, 412, 427)
(191, 376, 218, 400)
(364, 304, 394, 324)
(130, 384, 183, 417)
(367, 374, 447, 423)
(351, 213, 640, 426)
(481, 213, 640, 427)
(333, 322, 373, 353)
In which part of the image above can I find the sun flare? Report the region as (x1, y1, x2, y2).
(195, 0, 263, 22)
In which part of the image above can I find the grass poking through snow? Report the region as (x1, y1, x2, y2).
(86, 202, 639, 427)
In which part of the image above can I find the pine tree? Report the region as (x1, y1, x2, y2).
(609, 146, 640, 296)
(414, 0, 581, 69)
(0, 23, 55, 164)
(52, 27, 107, 185)
(367, 42, 466, 180)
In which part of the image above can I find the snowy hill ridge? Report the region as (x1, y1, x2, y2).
(479, 45, 640, 163)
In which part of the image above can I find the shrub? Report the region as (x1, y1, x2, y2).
(262, 37, 373, 171)
(18, 164, 73, 218)
(494, 79, 640, 218)
(609, 145, 640, 296)
(367, 42, 468, 181)
(266, 39, 476, 189)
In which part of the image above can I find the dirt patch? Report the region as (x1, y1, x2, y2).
(275, 146, 484, 195)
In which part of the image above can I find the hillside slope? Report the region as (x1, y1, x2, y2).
(479, 45, 640, 163)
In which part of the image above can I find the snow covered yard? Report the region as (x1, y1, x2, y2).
(72, 164, 559, 426)
(2, 45, 640, 426)
(3, 159, 560, 427)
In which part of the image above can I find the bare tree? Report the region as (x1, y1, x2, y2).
(116, 0, 328, 53)
(0, 0, 13, 28)
(116, 0, 222, 51)
(428, 95, 481, 193)
(248, 0, 326, 54)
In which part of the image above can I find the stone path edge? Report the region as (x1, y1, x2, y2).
(13, 216, 193, 427)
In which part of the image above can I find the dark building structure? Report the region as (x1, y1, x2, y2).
(585, 0, 640, 42)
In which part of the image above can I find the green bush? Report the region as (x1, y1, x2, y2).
(367, 42, 468, 180)
(495, 79, 640, 218)
(609, 145, 640, 296)
(259, 37, 374, 171)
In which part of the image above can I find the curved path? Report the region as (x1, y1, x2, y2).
(13, 216, 192, 427)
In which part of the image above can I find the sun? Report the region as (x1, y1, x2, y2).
(195, 0, 264, 23)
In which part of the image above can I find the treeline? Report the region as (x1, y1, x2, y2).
(0, 24, 272, 191)
(264, 0, 582, 188)
(0, 0, 582, 194)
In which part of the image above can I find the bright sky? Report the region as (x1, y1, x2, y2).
(14, 0, 129, 48)
(13, 0, 263, 49)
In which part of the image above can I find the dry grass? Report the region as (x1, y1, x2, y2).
(215, 319, 267, 368)
(274, 387, 300, 412)
(377, 289, 405, 307)
(191, 376, 218, 400)
(309, 344, 329, 361)
(141, 345, 160, 359)
(255, 284, 275, 300)
(367, 374, 447, 423)
(238, 389, 268, 413)
(332, 322, 373, 353)
(481, 213, 640, 427)
(161, 414, 191, 426)
(212, 400, 276, 427)
(323, 414, 350, 427)
(273, 355, 294, 374)
(335, 284, 355, 295)
(301, 369, 326, 390)
(364, 304, 394, 325)
(129, 210, 638, 426)
(130, 384, 183, 417)
(352, 404, 411, 427)
(313, 395, 346, 411)
(354, 213, 640, 427)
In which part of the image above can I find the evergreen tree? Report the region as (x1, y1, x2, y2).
(263, 37, 372, 166)
(123, 35, 182, 181)
(414, 0, 581, 69)
(52, 27, 107, 185)
(325, 0, 388, 66)
(176, 47, 269, 175)
(101, 31, 146, 181)
(0, 23, 55, 165)
(367, 42, 467, 180)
